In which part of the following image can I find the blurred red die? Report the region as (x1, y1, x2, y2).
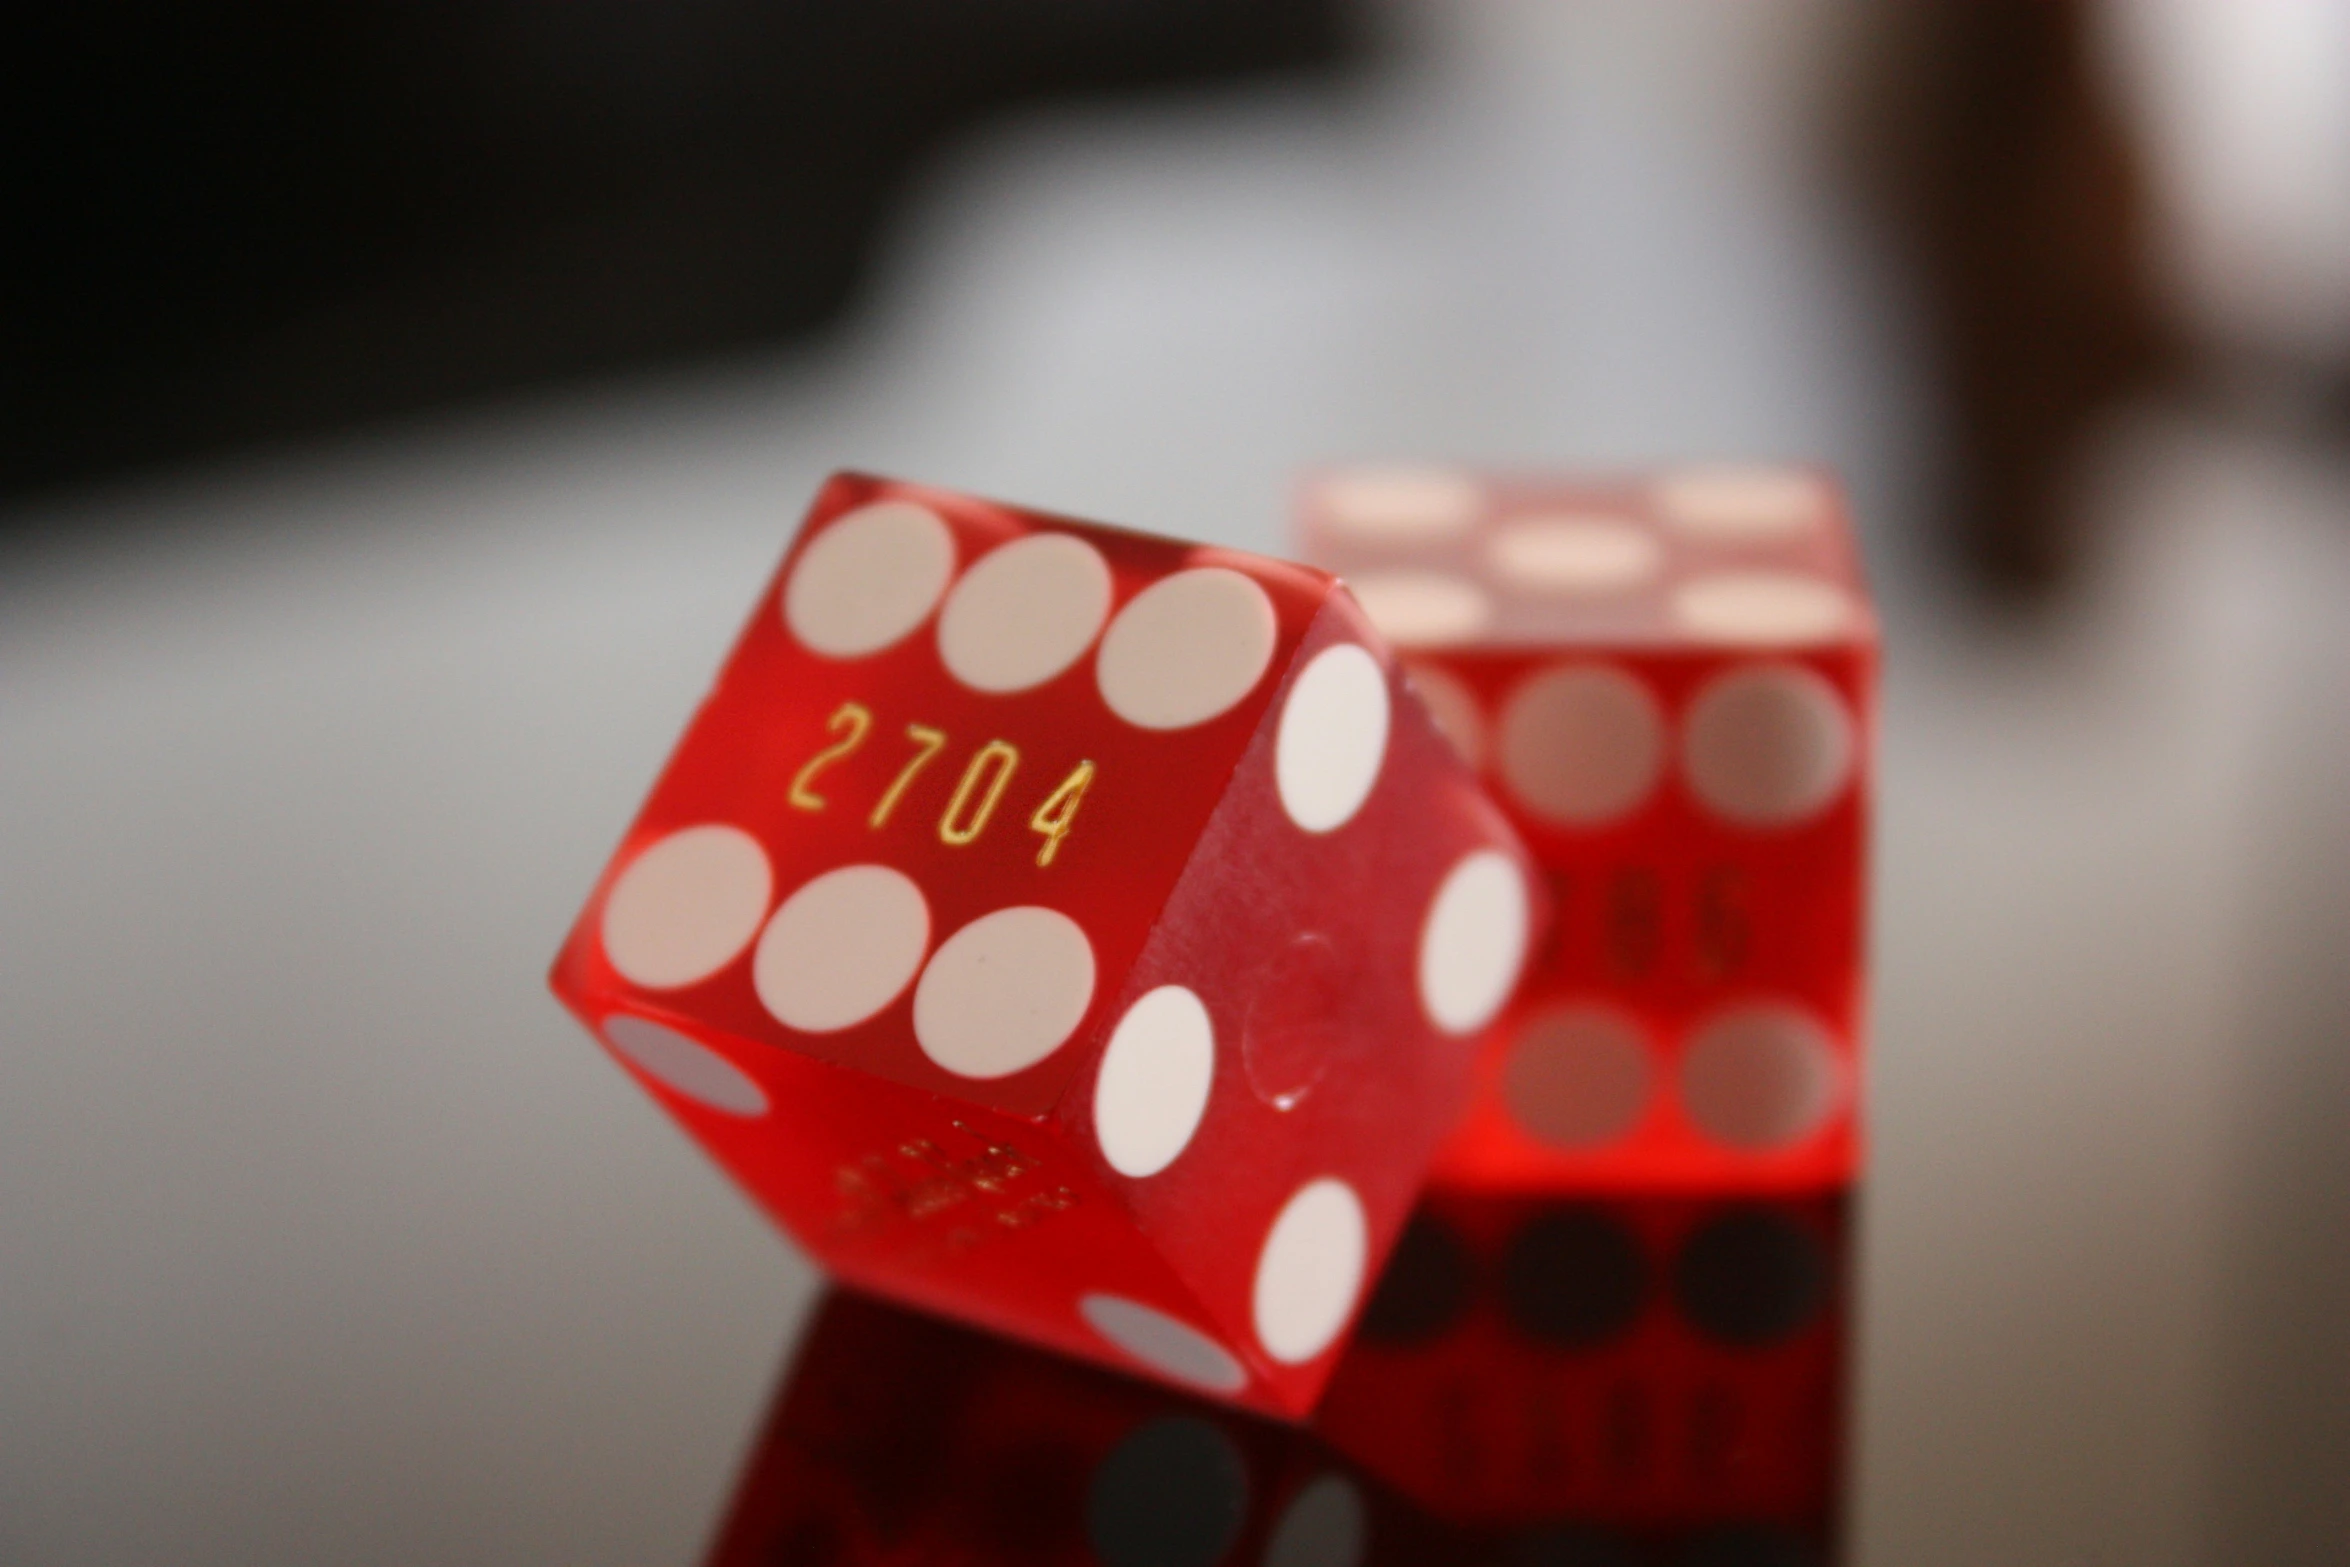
(1298, 466, 1875, 1191)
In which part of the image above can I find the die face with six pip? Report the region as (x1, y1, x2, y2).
(1298, 467, 1875, 1192)
(549, 472, 1538, 1415)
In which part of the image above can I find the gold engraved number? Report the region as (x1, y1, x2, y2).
(870, 725, 948, 828)
(1028, 760, 1095, 867)
(789, 704, 1091, 862)
(788, 702, 872, 811)
(939, 740, 1020, 846)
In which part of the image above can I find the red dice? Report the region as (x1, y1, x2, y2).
(550, 473, 1538, 1414)
(1297, 466, 1876, 1191)
(1317, 1192, 1848, 1531)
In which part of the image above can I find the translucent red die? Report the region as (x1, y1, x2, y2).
(1298, 467, 1875, 1191)
(550, 473, 1538, 1414)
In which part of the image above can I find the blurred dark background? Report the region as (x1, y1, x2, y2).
(9, 0, 1357, 501)
(18, 0, 2342, 595)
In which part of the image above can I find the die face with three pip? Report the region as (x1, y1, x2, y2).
(549, 472, 1538, 1415)
(1298, 467, 1876, 1192)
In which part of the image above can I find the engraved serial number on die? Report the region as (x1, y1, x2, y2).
(785, 701, 1097, 867)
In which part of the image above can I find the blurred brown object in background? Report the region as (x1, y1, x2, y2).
(1850, 0, 2180, 599)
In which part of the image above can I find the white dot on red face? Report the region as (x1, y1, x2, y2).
(1502, 1003, 1652, 1149)
(1653, 466, 1827, 541)
(1486, 516, 1664, 594)
(1672, 571, 1855, 645)
(600, 1015, 770, 1117)
(782, 499, 957, 658)
(1094, 986, 1216, 1178)
(914, 906, 1097, 1079)
(1417, 850, 1531, 1035)
(937, 532, 1114, 694)
(1403, 662, 1487, 771)
(1313, 466, 1482, 543)
(1079, 1294, 1248, 1393)
(1680, 1003, 1841, 1150)
(1346, 571, 1492, 645)
(1497, 663, 1666, 826)
(1683, 663, 1856, 826)
(1275, 643, 1391, 833)
(600, 824, 773, 990)
(1253, 1177, 1369, 1364)
(752, 864, 930, 1033)
(1095, 568, 1279, 730)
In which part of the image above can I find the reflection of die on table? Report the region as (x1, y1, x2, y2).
(707, 1274, 1838, 1567)
(1298, 468, 1877, 1193)
(1317, 1190, 1848, 1542)
(704, 1288, 1373, 1567)
(550, 473, 1539, 1415)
